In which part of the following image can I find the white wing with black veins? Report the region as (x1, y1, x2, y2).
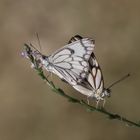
(48, 38, 95, 85)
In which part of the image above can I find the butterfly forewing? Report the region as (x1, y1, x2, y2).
(44, 38, 95, 85)
(51, 38, 94, 61)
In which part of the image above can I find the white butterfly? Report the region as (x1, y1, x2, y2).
(67, 35, 129, 102)
(23, 37, 95, 86)
(23, 35, 129, 104)
(67, 35, 110, 102)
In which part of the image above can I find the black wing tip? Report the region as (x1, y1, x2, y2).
(74, 35, 83, 39)
(91, 39, 95, 44)
(85, 38, 95, 44)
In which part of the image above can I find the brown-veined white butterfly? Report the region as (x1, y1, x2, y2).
(67, 35, 129, 103)
(22, 35, 129, 104)
(67, 35, 110, 103)
(23, 36, 95, 86)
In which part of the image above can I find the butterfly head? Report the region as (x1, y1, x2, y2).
(22, 43, 46, 69)
(40, 55, 50, 67)
(101, 88, 111, 98)
(91, 88, 111, 102)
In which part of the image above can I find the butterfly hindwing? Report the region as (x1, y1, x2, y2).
(68, 35, 105, 99)
(88, 53, 104, 94)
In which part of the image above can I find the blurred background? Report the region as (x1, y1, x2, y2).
(0, 0, 140, 139)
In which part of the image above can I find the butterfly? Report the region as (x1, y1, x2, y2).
(67, 35, 110, 102)
(23, 35, 129, 104)
(23, 37, 95, 86)
(68, 35, 130, 103)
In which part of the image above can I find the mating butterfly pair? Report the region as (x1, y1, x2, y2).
(23, 35, 110, 103)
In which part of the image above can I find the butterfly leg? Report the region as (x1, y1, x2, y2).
(42, 72, 51, 84)
(96, 100, 100, 108)
(102, 99, 106, 108)
(61, 78, 68, 84)
(45, 72, 51, 79)
(86, 96, 90, 105)
(50, 72, 53, 79)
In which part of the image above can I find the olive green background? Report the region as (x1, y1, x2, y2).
(0, 0, 140, 140)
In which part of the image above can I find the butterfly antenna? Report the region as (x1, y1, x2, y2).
(35, 32, 42, 53)
(107, 73, 130, 90)
(29, 43, 41, 53)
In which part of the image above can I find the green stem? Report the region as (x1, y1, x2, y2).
(36, 67, 140, 128)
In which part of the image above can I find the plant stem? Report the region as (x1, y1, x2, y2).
(36, 67, 140, 128)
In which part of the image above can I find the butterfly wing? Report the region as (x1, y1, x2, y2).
(47, 38, 95, 85)
(68, 35, 105, 99)
(50, 37, 95, 62)
(87, 53, 104, 94)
